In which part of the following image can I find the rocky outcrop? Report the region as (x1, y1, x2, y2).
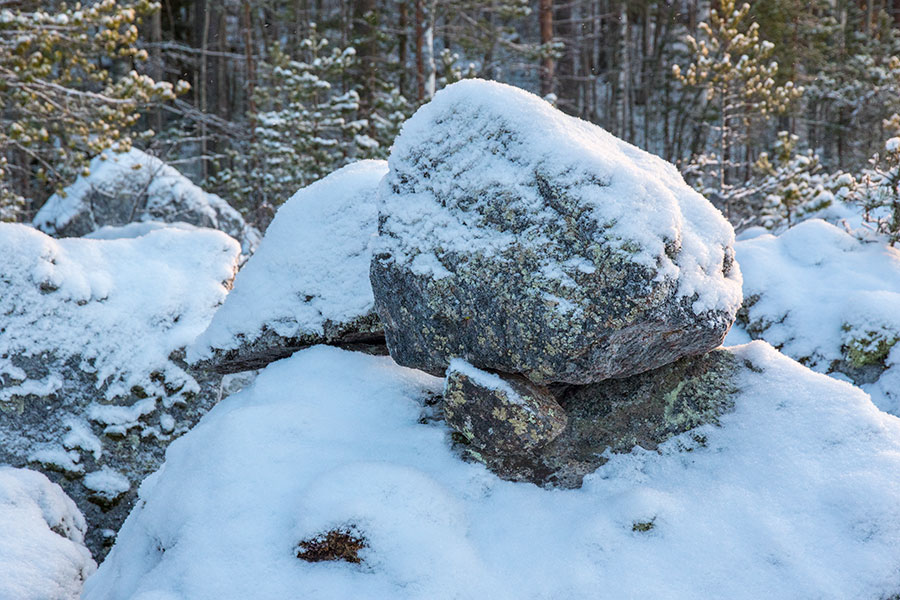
(365, 81, 744, 486)
(371, 79, 742, 384)
(33, 148, 260, 255)
(453, 349, 739, 488)
(0, 223, 240, 559)
(734, 219, 900, 415)
(190, 160, 389, 374)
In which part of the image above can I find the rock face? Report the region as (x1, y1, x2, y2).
(0, 224, 240, 559)
(190, 160, 389, 374)
(455, 349, 739, 488)
(33, 148, 261, 255)
(443, 359, 566, 453)
(371, 79, 742, 384)
(0, 467, 96, 600)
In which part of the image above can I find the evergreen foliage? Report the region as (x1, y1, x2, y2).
(673, 0, 802, 221)
(0, 0, 186, 220)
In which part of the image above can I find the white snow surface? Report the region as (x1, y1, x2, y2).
(735, 219, 900, 414)
(0, 467, 96, 600)
(32, 148, 261, 254)
(0, 223, 239, 403)
(85, 221, 200, 240)
(378, 79, 742, 316)
(446, 358, 520, 403)
(189, 160, 387, 362)
(86, 344, 900, 600)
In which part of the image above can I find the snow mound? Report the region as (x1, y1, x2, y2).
(86, 344, 900, 599)
(33, 148, 261, 254)
(0, 223, 238, 405)
(378, 79, 742, 316)
(735, 219, 900, 414)
(189, 160, 388, 369)
(0, 467, 96, 600)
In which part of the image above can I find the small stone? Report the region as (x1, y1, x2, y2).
(443, 359, 567, 454)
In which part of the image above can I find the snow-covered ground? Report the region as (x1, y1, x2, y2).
(85, 344, 900, 600)
(0, 467, 95, 600)
(729, 219, 900, 415)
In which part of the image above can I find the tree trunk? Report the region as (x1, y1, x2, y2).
(353, 0, 378, 125)
(416, 0, 425, 101)
(399, 0, 409, 96)
(539, 0, 554, 97)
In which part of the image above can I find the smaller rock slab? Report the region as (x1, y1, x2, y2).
(444, 359, 567, 454)
(454, 349, 739, 488)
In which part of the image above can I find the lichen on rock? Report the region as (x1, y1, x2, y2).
(443, 359, 567, 454)
(455, 348, 739, 488)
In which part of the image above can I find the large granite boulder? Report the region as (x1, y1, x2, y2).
(0, 467, 96, 600)
(33, 148, 261, 255)
(0, 223, 240, 558)
(452, 348, 739, 488)
(189, 160, 389, 374)
(370, 79, 742, 384)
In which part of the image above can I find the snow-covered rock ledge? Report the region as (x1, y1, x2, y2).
(189, 160, 388, 374)
(84, 344, 900, 600)
(0, 223, 241, 558)
(33, 148, 261, 255)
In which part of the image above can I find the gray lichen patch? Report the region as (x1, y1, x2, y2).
(443, 361, 567, 454)
(453, 348, 740, 489)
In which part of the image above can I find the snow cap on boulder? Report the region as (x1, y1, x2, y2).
(189, 160, 389, 374)
(33, 148, 261, 254)
(371, 79, 742, 384)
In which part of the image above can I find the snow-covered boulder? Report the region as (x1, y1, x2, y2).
(84, 344, 900, 599)
(734, 219, 900, 415)
(0, 223, 240, 558)
(189, 160, 388, 374)
(33, 148, 261, 255)
(0, 467, 96, 600)
(371, 80, 742, 384)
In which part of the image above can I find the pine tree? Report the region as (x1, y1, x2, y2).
(0, 0, 187, 220)
(211, 27, 378, 221)
(853, 113, 900, 245)
(672, 0, 802, 222)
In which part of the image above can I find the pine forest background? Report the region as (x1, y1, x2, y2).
(4, 0, 900, 238)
